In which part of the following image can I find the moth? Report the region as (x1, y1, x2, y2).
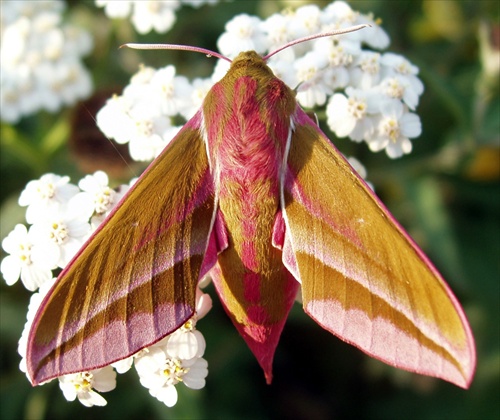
(27, 25, 475, 389)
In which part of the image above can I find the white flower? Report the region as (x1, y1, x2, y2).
(131, 1, 180, 35)
(78, 171, 115, 213)
(326, 88, 378, 142)
(95, 0, 132, 18)
(132, 290, 210, 407)
(148, 382, 179, 406)
(29, 211, 91, 268)
(378, 76, 420, 110)
(322, 1, 359, 25)
(1, 224, 54, 291)
(68, 171, 121, 222)
(36, 60, 92, 111)
(261, 13, 292, 51)
(288, 4, 322, 39)
(149, 382, 179, 407)
(356, 15, 390, 50)
(111, 356, 134, 374)
(367, 100, 422, 158)
(1, 1, 65, 27)
(135, 346, 208, 407)
(297, 67, 348, 109)
(95, 1, 218, 35)
(96, 94, 135, 145)
(313, 35, 361, 68)
(97, 63, 193, 162)
(19, 174, 79, 224)
(59, 367, 116, 407)
(0, 3, 93, 122)
(149, 65, 193, 117)
(166, 324, 206, 360)
(88, 182, 131, 230)
(217, 14, 268, 58)
(127, 114, 175, 161)
(125, 64, 157, 100)
(134, 347, 180, 406)
(182, 357, 208, 390)
(380, 53, 424, 98)
(350, 51, 382, 89)
(0, 79, 24, 123)
(294, 52, 330, 108)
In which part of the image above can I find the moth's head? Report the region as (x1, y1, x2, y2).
(228, 51, 270, 74)
(231, 50, 265, 64)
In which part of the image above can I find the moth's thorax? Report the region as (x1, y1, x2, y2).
(203, 51, 296, 185)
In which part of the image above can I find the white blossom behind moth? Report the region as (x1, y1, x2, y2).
(0, 1, 93, 123)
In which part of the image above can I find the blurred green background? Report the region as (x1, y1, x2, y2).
(1, 1, 499, 419)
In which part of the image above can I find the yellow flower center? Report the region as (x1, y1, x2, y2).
(382, 118, 400, 142)
(94, 187, 114, 214)
(18, 243, 32, 265)
(396, 60, 411, 75)
(297, 66, 318, 82)
(163, 359, 189, 385)
(136, 120, 154, 137)
(49, 221, 68, 244)
(347, 98, 367, 119)
(36, 182, 55, 200)
(161, 82, 174, 99)
(360, 54, 380, 74)
(385, 78, 404, 99)
(74, 372, 93, 393)
(327, 40, 352, 67)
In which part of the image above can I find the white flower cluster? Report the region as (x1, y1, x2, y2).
(133, 312, 209, 407)
(97, 1, 423, 161)
(96, 64, 210, 161)
(2, 172, 212, 407)
(217, 2, 423, 158)
(0, 0, 93, 123)
(95, 0, 219, 34)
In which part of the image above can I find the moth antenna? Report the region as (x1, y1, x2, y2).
(121, 43, 232, 63)
(263, 23, 371, 61)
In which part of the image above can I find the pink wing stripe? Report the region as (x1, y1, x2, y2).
(306, 300, 468, 387)
(32, 303, 191, 383)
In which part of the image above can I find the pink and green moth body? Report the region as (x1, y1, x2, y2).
(27, 27, 476, 390)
